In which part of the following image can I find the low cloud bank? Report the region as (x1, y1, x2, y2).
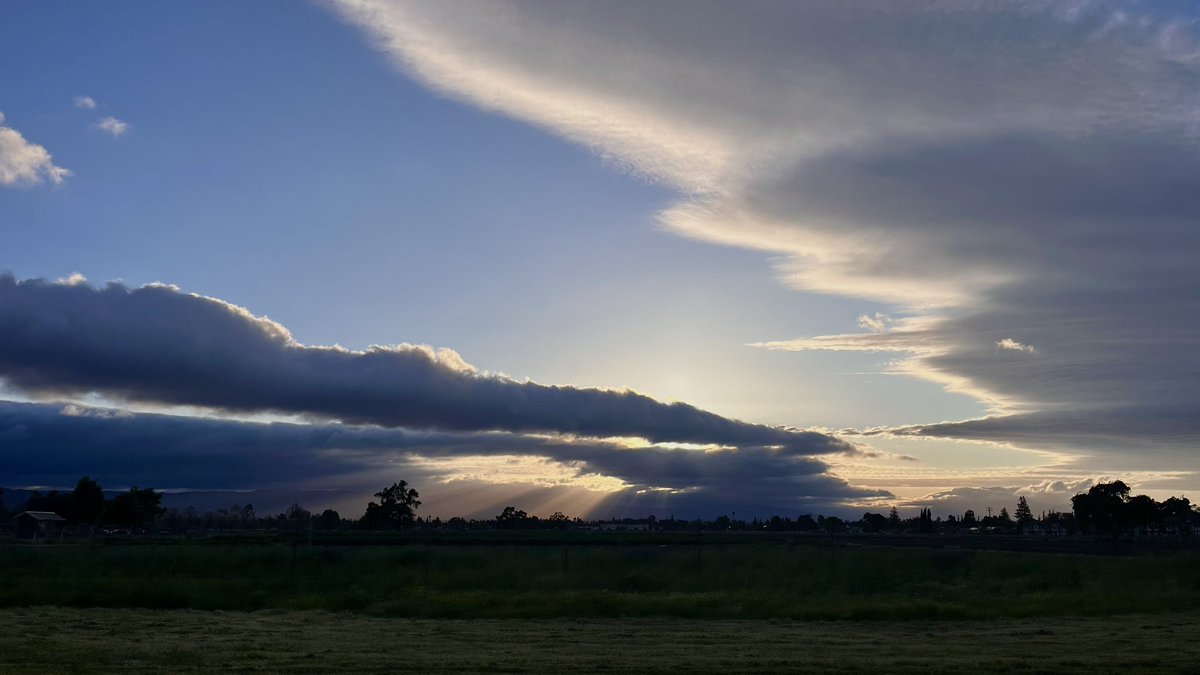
(0, 275, 845, 456)
(0, 400, 886, 515)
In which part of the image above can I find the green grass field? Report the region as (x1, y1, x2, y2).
(4, 540, 1199, 672)
(2, 540, 1199, 619)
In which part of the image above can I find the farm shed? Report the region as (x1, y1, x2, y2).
(15, 511, 67, 539)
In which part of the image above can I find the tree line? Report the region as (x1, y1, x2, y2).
(0, 478, 162, 531)
(1, 478, 1195, 538)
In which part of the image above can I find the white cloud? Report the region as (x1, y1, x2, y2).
(73, 96, 97, 110)
(329, 1, 1200, 466)
(0, 112, 71, 187)
(93, 116, 130, 137)
(55, 272, 88, 286)
(996, 338, 1036, 354)
(856, 313, 893, 333)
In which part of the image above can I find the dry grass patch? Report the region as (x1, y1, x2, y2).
(2, 607, 1198, 673)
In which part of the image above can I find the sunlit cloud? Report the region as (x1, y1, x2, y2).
(0, 112, 71, 187)
(0, 274, 848, 455)
(329, 1, 1200, 468)
(0, 400, 887, 516)
(857, 313, 892, 334)
(404, 454, 630, 492)
(996, 338, 1037, 354)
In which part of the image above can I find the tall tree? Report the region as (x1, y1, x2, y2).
(1161, 497, 1195, 536)
(105, 487, 163, 527)
(1125, 494, 1161, 534)
(1014, 496, 1034, 531)
(360, 481, 421, 530)
(1071, 481, 1131, 536)
(70, 476, 106, 526)
(285, 502, 311, 521)
(496, 506, 529, 530)
(861, 512, 888, 533)
(26, 490, 71, 516)
(316, 509, 342, 530)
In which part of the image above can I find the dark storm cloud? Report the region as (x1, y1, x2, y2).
(0, 275, 846, 455)
(0, 399, 423, 489)
(758, 131, 1200, 460)
(0, 401, 885, 512)
(887, 406, 1200, 468)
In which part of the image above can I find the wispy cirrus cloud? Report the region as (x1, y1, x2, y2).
(325, 1, 1200, 466)
(0, 112, 71, 187)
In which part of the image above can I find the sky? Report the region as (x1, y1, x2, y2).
(2, 0, 1198, 519)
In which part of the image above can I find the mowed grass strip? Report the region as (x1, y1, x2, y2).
(2, 543, 1199, 619)
(1, 607, 1198, 673)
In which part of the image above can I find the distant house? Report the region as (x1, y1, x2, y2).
(15, 511, 67, 539)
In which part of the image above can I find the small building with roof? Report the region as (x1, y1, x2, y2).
(15, 511, 67, 539)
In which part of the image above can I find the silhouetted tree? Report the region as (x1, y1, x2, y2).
(796, 514, 819, 531)
(496, 506, 529, 529)
(917, 507, 934, 533)
(998, 507, 1013, 530)
(1161, 497, 1195, 536)
(962, 509, 977, 526)
(181, 506, 200, 529)
(1125, 494, 1161, 535)
(105, 487, 163, 527)
(70, 476, 106, 526)
(285, 502, 311, 521)
(316, 509, 342, 530)
(1072, 481, 1130, 536)
(862, 512, 888, 533)
(887, 507, 901, 530)
(1014, 496, 1033, 532)
(360, 481, 421, 530)
(546, 511, 572, 530)
(26, 490, 71, 516)
(818, 515, 847, 533)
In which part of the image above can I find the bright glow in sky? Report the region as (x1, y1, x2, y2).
(2, 0, 1198, 518)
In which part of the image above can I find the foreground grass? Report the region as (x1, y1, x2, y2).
(3, 542, 1200, 619)
(2, 607, 1198, 673)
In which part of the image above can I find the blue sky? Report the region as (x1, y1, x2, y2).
(2, 1, 1198, 518)
(1, 0, 981, 431)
